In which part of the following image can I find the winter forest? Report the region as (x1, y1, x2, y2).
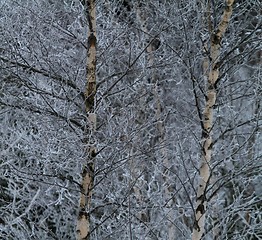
(0, 0, 261, 239)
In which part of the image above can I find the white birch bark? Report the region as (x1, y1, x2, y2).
(76, 1, 97, 239)
(192, 1, 235, 239)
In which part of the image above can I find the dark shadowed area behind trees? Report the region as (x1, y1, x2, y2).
(0, 0, 261, 239)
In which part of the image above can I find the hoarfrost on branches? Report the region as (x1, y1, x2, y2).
(0, 0, 261, 239)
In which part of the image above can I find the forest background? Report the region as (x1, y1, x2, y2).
(0, 0, 261, 239)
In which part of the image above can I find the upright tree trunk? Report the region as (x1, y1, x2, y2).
(76, 1, 97, 239)
(132, 2, 151, 225)
(136, 3, 176, 238)
(192, 1, 234, 239)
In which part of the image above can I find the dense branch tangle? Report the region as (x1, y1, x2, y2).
(76, 0, 97, 239)
(192, 1, 235, 240)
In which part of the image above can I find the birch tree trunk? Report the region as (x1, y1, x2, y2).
(131, 2, 152, 225)
(136, 3, 176, 237)
(192, 1, 235, 239)
(76, 1, 97, 239)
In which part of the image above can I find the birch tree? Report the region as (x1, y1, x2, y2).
(0, 0, 261, 239)
(1, 1, 88, 238)
(192, 1, 235, 239)
(76, 0, 97, 239)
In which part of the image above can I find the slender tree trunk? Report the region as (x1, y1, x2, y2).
(136, 3, 176, 237)
(76, 1, 97, 239)
(192, 1, 234, 239)
(129, 3, 151, 225)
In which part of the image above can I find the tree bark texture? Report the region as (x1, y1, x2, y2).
(76, 1, 97, 239)
(192, 1, 235, 240)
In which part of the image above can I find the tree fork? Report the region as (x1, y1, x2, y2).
(76, 0, 97, 239)
(192, 1, 235, 240)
